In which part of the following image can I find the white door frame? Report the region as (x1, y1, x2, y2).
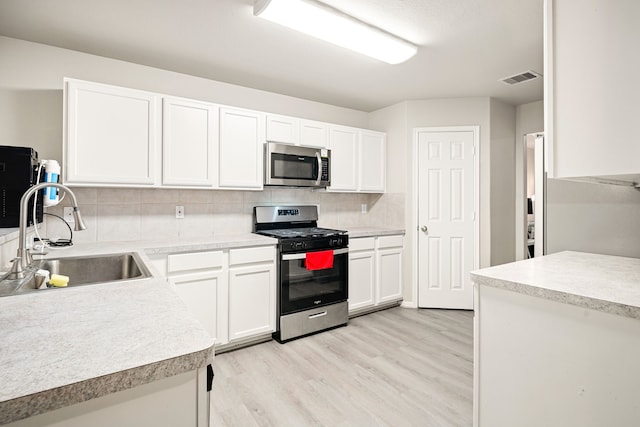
(411, 126, 480, 308)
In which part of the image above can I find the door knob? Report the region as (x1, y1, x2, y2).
(421, 225, 428, 232)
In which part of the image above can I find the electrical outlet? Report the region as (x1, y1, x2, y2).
(175, 205, 185, 219)
(63, 207, 74, 223)
(361, 203, 368, 214)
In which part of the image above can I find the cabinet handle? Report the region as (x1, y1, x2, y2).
(420, 225, 428, 232)
(207, 364, 214, 392)
(308, 311, 327, 319)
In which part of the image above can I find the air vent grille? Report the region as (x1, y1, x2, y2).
(500, 70, 541, 85)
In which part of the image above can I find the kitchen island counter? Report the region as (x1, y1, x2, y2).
(471, 250, 640, 319)
(471, 251, 640, 427)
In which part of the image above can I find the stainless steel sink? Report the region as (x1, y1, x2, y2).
(13, 252, 152, 294)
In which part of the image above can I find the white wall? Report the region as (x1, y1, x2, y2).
(547, 180, 640, 258)
(489, 99, 516, 265)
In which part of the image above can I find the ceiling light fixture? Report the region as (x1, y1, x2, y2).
(253, 0, 418, 64)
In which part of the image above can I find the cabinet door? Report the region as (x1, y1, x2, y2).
(377, 246, 403, 304)
(228, 263, 276, 341)
(300, 120, 328, 148)
(266, 114, 299, 144)
(218, 107, 264, 189)
(328, 125, 359, 191)
(550, 0, 640, 179)
(359, 130, 386, 192)
(162, 97, 218, 187)
(348, 250, 376, 313)
(65, 79, 160, 186)
(170, 270, 228, 346)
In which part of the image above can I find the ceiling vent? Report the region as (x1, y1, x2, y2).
(499, 70, 541, 85)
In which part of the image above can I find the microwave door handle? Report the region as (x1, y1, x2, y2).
(315, 152, 322, 186)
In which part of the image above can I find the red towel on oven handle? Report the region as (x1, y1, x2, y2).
(305, 250, 334, 270)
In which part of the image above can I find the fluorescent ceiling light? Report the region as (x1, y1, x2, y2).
(254, 0, 418, 64)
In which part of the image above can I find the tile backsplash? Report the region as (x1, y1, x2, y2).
(41, 188, 405, 244)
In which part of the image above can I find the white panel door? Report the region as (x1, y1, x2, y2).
(163, 97, 217, 187)
(418, 130, 476, 309)
(218, 107, 264, 189)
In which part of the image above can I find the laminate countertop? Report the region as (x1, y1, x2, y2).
(0, 233, 277, 425)
(471, 251, 640, 320)
(347, 227, 405, 238)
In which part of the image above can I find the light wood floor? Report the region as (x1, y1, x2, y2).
(211, 307, 473, 427)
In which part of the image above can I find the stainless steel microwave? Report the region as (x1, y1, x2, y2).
(264, 142, 330, 188)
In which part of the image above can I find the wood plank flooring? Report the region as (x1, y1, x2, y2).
(211, 307, 473, 427)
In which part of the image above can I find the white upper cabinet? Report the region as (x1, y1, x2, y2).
(547, 0, 640, 179)
(64, 79, 161, 186)
(64, 78, 385, 190)
(162, 97, 218, 187)
(218, 107, 265, 189)
(328, 126, 386, 193)
(328, 125, 359, 191)
(265, 114, 329, 149)
(265, 114, 299, 144)
(299, 120, 329, 148)
(360, 130, 386, 192)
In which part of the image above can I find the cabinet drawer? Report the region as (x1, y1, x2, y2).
(377, 235, 404, 249)
(168, 250, 224, 273)
(349, 237, 375, 251)
(229, 246, 275, 266)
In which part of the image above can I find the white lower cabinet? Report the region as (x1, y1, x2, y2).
(149, 245, 276, 348)
(376, 235, 403, 304)
(167, 250, 228, 345)
(348, 238, 376, 312)
(228, 246, 276, 341)
(348, 234, 403, 316)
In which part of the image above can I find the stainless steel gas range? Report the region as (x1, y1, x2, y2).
(253, 205, 348, 342)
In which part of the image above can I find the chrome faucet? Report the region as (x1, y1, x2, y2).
(6, 182, 87, 279)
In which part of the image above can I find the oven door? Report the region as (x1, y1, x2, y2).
(280, 247, 348, 315)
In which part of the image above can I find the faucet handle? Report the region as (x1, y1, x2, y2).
(31, 252, 49, 259)
(6, 257, 25, 280)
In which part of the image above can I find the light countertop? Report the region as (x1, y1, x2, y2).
(347, 227, 405, 238)
(0, 232, 277, 425)
(471, 251, 640, 320)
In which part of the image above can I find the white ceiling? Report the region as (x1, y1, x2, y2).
(0, 0, 544, 112)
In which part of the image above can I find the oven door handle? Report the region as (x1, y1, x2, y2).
(281, 247, 348, 260)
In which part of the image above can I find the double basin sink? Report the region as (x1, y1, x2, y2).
(1, 252, 152, 296)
